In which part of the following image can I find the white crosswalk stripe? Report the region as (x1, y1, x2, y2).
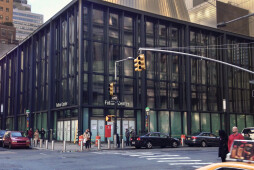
(91, 151, 214, 167)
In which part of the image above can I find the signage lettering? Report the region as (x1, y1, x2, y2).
(56, 102, 68, 108)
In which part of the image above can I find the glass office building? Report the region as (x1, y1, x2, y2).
(0, 0, 253, 142)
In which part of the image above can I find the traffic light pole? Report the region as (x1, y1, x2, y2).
(113, 57, 134, 144)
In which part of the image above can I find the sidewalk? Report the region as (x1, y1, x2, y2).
(32, 141, 133, 152)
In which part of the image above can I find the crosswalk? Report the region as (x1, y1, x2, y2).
(92, 151, 214, 169)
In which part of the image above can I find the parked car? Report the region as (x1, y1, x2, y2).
(241, 127, 254, 140)
(130, 132, 180, 149)
(2, 131, 30, 149)
(0, 130, 6, 145)
(185, 132, 219, 147)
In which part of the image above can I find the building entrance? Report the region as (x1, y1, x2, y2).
(55, 109, 78, 142)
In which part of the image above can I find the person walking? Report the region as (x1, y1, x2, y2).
(125, 129, 130, 146)
(34, 129, 40, 146)
(83, 129, 91, 150)
(88, 129, 92, 148)
(40, 128, 45, 144)
(27, 128, 33, 141)
(218, 130, 229, 162)
(228, 126, 244, 151)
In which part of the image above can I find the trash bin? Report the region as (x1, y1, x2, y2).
(95, 136, 101, 146)
(79, 135, 84, 146)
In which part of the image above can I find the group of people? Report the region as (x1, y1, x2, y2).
(27, 128, 46, 144)
(125, 129, 136, 146)
(219, 126, 250, 162)
(83, 129, 92, 149)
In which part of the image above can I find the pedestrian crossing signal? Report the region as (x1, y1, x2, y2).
(106, 115, 115, 122)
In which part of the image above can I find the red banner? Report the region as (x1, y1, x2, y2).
(105, 125, 111, 138)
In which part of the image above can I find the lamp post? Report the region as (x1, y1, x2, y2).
(113, 57, 134, 143)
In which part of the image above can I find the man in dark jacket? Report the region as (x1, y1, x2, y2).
(125, 129, 130, 146)
(40, 128, 45, 144)
(27, 128, 33, 141)
(218, 130, 229, 162)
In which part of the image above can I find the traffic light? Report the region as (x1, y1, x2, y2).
(139, 54, 146, 70)
(105, 115, 115, 122)
(108, 83, 114, 96)
(106, 115, 112, 122)
(134, 54, 145, 71)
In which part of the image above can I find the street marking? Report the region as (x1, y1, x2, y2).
(147, 157, 190, 160)
(139, 155, 179, 158)
(157, 160, 202, 163)
(169, 162, 213, 165)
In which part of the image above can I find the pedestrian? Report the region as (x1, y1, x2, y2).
(27, 128, 33, 141)
(131, 129, 136, 138)
(83, 129, 91, 150)
(244, 133, 251, 140)
(88, 129, 92, 148)
(40, 128, 45, 144)
(34, 129, 40, 146)
(218, 130, 229, 162)
(228, 126, 244, 151)
(125, 129, 130, 146)
(116, 133, 120, 148)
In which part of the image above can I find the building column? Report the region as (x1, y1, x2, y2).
(14, 47, 21, 130)
(184, 25, 191, 135)
(2, 57, 8, 130)
(78, 0, 84, 136)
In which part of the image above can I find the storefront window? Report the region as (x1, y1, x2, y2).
(191, 113, 200, 134)
(237, 114, 245, 132)
(171, 112, 181, 138)
(158, 111, 169, 134)
(201, 113, 210, 132)
(149, 111, 157, 132)
(211, 113, 220, 135)
(246, 115, 254, 127)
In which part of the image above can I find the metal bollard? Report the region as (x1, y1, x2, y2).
(40, 140, 42, 148)
(121, 139, 124, 149)
(63, 141, 66, 152)
(52, 140, 54, 151)
(45, 140, 48, 149)
(98, 139, 101, 150)
(30, 139, 33, 147)
(181, 138, 184, 146)
(108, 139, 111, 149)
(80, 141, 83, 151)
(113, 135, 117, 148)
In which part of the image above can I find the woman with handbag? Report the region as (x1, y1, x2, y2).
(83, 129, 91, 150)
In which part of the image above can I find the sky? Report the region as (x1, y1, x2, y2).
(27, 0, 72, 23)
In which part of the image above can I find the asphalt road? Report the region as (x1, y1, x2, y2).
(0, 146, 220, 170)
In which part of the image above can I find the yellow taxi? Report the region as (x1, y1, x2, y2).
(197, 140, 254, 170)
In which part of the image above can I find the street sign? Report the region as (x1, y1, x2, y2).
(112, 95, 118, 101)
(145, 107, 150, 112)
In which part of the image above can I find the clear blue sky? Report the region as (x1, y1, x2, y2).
(27, 0, 72, 22)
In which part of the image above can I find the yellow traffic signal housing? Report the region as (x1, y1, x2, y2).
(106, 115, 115, 122)
(139, 54, 146, 70)
(108, 83, 114, 96)
(134, 54, 145, 71)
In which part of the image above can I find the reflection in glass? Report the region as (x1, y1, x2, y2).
(93, 42, 104, 73)
(93, 75, 104, 105)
